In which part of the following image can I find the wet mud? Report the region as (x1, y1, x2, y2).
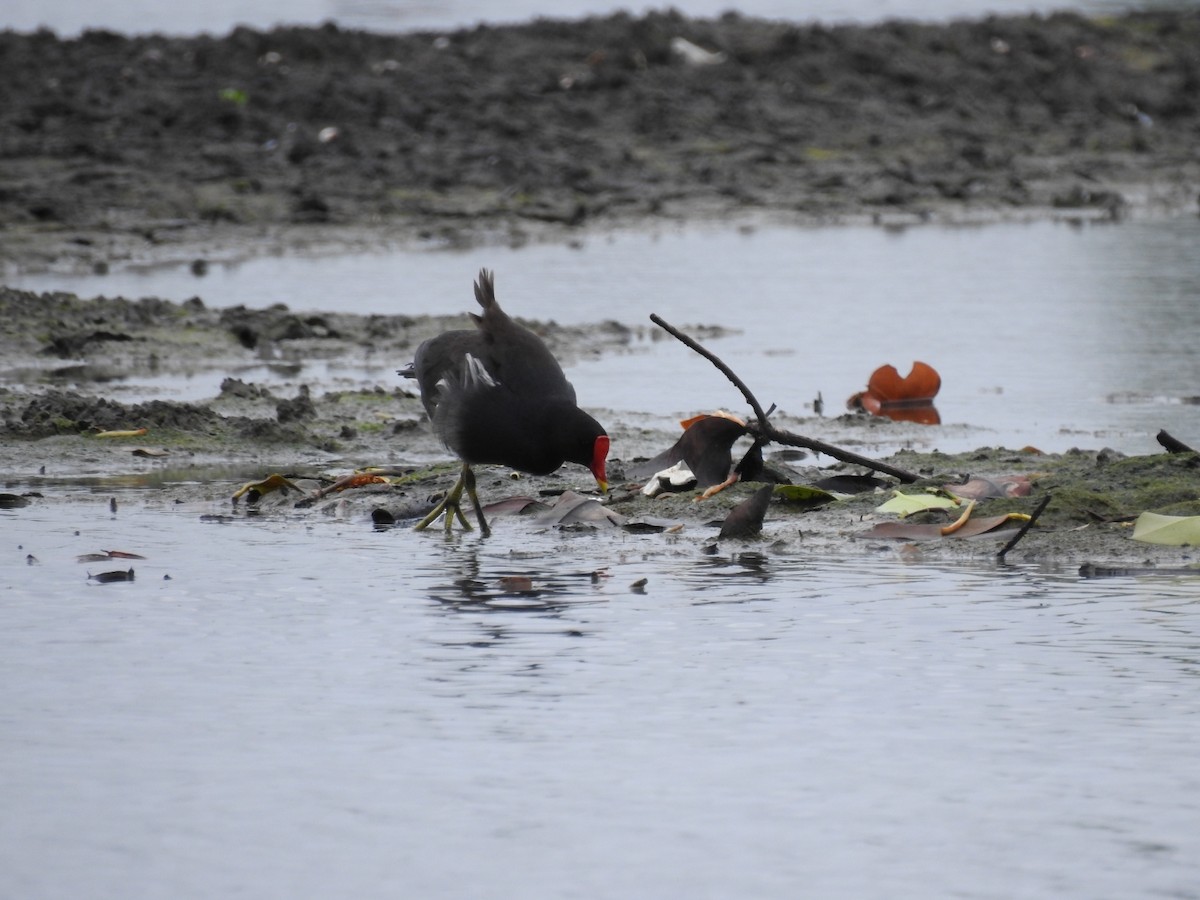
(3, 285, 1200, 568)
(2, 10, 1199, 272)
(3, 11, 1200, 568)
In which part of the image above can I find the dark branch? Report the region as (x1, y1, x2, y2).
(1157, 429, 1197, 454)
(650, 313, 771, 429)
(997, 493, 1052, 560)
(650, 313, 920, 483)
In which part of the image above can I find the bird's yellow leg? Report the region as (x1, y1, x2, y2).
(414, 467, 472, 533)
(461, 464, 491, 538)
(413, 463, 490, 536)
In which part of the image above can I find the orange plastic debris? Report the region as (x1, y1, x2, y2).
(847, 361, 942, 424)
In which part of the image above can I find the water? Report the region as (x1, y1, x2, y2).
(10, 217, 1200, 455)
(2, 0, 1178, 39)
(3, 499, 1199, 898)
(5, 212, 1200, 897)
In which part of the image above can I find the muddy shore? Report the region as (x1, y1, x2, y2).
(2, 9, 1199, 273)
(3, 285, 1200, 569)
(3, 11, 1200, 567)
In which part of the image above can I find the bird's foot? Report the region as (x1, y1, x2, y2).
(413, 464, 491, 537)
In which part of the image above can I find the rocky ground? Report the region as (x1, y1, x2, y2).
(2, 10, 1200, 567)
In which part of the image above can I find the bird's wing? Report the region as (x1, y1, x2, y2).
(469, 268, 577, 403)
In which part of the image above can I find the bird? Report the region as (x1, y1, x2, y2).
(401, 268, 609, 536)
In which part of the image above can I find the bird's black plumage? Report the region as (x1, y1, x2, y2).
(403, 269, 609, 534)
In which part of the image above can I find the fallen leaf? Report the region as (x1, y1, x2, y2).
(528, 491, 626, 528)
(330, 473, 388, 492)
(480, 496, 546, 517)
(810, 474, 891, 495)
(719, 484, 775, 539)
(1131, 512, 1200, 546)
(621, 517, 686, 534)
(774, 484, 837, 508)
(862, 514, 1026, 542)
(876, 491, 960, 516)
(232, 473, 301, 503)
(944, 475, 1035, 500)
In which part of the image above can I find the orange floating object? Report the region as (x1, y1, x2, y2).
(848, 361, 941, 424)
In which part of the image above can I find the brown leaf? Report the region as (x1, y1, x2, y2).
(718, 484, 775, 539)
(862, 514, 1023, 542)
(944, 475, 1034, 500)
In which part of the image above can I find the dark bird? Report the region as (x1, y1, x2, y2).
(629, 412, 766, 498)
(401, 269, 609, 536)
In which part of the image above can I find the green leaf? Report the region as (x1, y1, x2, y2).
(774, 484, 836, 508)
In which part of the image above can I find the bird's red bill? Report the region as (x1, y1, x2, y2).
(592, 435, 610, 493)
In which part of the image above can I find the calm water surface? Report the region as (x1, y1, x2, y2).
(2, 498, 1199, 898)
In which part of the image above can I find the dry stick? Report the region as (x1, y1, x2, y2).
(649, 313, 920, 483)
(997, 493, 1052, 561)
(1157, 429, 1197, 454)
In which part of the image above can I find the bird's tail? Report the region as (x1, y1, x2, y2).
(473, 268, 496, 313)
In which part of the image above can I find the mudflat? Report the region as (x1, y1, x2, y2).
(2, 11, 1199, 566)
(2, 9, 1198, 270)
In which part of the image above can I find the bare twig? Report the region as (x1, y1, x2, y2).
(650, 314, 771, 428)
(997, 493, 1052, 560)
(650, 313, 920, 483)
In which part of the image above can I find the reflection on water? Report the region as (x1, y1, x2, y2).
(8, 217, 1200, 454)
(4, 500, 1199, 898)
